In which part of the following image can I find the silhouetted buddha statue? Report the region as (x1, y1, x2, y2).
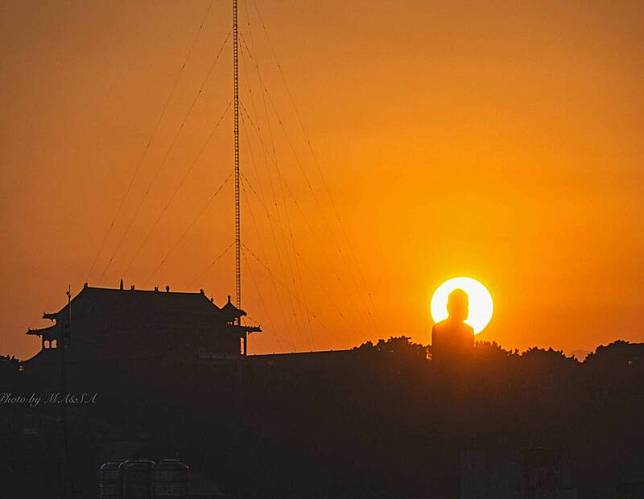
(432, 288, 474, 364)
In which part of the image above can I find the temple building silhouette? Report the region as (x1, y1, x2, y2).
(23, 282, 261, 369)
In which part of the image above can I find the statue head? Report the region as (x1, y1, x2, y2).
(447, 288, 469, 322)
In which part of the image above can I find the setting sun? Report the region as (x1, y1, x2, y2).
(431, 277, 493, 334)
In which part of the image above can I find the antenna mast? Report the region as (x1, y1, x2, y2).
(232, 0, 241, 317)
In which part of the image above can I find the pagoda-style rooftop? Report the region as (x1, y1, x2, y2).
(25, 283, 261, 361)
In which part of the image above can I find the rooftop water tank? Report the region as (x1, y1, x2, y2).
(152, 459, 190, 498)
(99, 461, 123, 499)
(121, 459, 156, 499)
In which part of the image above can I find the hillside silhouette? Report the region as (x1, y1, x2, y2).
(1, 337, 643, 497)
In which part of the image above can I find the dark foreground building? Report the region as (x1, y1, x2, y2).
(460, 448, 578, 498)
(23, 283, 261, 370)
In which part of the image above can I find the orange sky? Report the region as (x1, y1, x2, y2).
(1, 0, 643, 359)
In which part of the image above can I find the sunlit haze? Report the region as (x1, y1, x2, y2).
(1, 1, 643, 358)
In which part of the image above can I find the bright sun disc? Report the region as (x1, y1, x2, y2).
(430, 277, 493, 334)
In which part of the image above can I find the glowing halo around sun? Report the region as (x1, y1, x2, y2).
(430, 277, 494, 334)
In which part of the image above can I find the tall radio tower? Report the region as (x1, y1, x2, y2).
(232, 0, 241, 319)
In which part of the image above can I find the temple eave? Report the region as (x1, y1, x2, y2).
(26, 325, 58, 337)
(226, 324, 262, 334)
